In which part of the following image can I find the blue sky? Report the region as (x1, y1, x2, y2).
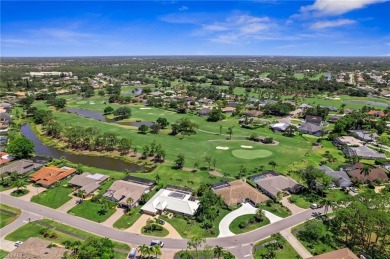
(1, 1, 389, 56)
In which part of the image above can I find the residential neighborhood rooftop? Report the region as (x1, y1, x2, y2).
(30, 166, 77, 187)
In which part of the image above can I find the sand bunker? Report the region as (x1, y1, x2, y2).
(140, 108, 152, 110)
(89, 102, 95, 104)
(216, 146, 229, 150)
(241, 145, 253, 149)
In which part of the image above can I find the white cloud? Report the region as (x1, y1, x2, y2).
(310, 19, 356, 29)
(179, 5, 188, 11)
(299, 0, 388, 16)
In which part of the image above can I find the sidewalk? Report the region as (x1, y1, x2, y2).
(280, 228, 312, 259)
(100, 207, 125, 227)
(57, 196, 80, 213)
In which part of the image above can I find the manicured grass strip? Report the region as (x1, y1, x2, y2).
(142, 226, 169, 237)
(31, 185, 73, 209)
(160, 209, 230, 238)
(5, 219, 129, 259)
(260, 202, 291, 218)
(0, 250, 8, 259)
(229, 214, 270, 234)
(0, 204, 21, 229)
(68, 200, 116, 223)
(231, 149, 273, 159)
(253, 236, 300, 259)
(113, 208, 143, 230)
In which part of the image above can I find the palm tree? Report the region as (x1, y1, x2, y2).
(360, 165, 371, 179)
(320, 199, 334, 214)
(213, 245, 224, 259)
(255, 209, 265, 222)
(268, 161, 277, 170)
(76, 189, 86, 199)
(14, 179, 27, 192)
(151, 245, 162, 258)
(227, 126, 233, 140)
(187, 236, 205, 258)
(138, 244, 150, 259)
(126, 197, 134, 208)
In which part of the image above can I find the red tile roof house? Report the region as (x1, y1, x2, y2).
(30, 166, 77, 187)
(0, 152, 14, 165)
(344, 163, 389, 183)
(367, 110, 387, 118)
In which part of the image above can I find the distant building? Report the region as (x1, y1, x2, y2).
(30, 71, 72, 77)
(343, 146, 386, 160)
(318, 165, 352, 187)
(69, 173, 109, 197)
(270, 123, 290, 132)
(367, 110, 387, 118)
(343, 163, 389, 183)
(0, 159, 43, 176)
(349, 130, 378, 142)
(333, 136, 363, 147)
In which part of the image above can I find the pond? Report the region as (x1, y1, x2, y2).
(343, 100, 389, 107)
(66, 108, 154, 127)
(21, 123, 145, 172)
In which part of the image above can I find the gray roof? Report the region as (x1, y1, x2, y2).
(103, 180, 150, 206)
(318, 165, 352, 187)
(349, 130, 378, 141)
(344, 146, 386, 159)
(0, 159, 43, 176)
(5, 237, 68, 259)
(254, 175, 302, 198)
(299, 123, 322, 133)
(305, 115, 322, 126)
(69, 173, 108, 195)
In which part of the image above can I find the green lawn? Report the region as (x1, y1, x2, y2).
(229, 214, 270, 234)
(288, 194, 312, 209)
(160, 209, 230, 238)
(326, 189, 349, 202)
(0, 250, 8, 259)
(141, 225, 169, 237)
(34, 99, 313, 177)
(31, 185, 73, 209)
(113, 208, 143, 229)
(253, 236, 301, 259)
(0, 204, 21, 229)
(68, 200, 116, 223)
(260, 202, 292, 218)
(5, 219, 129, 259)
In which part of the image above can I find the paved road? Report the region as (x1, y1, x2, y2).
(0, 194, 323, 255)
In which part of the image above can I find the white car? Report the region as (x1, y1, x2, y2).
(310, 203, 318, 209)
(15, 241, 23, 247)
(350, 187, 358, 193)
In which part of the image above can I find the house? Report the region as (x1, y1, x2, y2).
(289, 108, 303, 117)
(320, 105, 338, 111)
(307, 248, 358, 259)
(367, 110, 387, 118)
(328, 114, 343, 123)
(250, 171, 303, 199)
(343, 146, 386, 160)
(5, 237, 68, 259)
(30, 166, 76, 187)
(299, 123, 322, 136)
(221, 107, 235, 114)
(305, 115, 323, 126)
(69, 173, 109, 197)
(243, 110, 262, 117)
(333, 136, 363, 147)
(349, 130, 378, 142)
(197, 98, 213, 105)
(343, 163, 389, 183)
(0, 152, 14, 165)
(0, 159, 43, 176)
(318, 165, 352, 187)
(270, 123, 289, 132)
(197, 107, 212, 116)
(103, 176, 155, 208)
(141, 185, 199, 216)
(211, 180, 268, 206)
(299, 103, 313, 109)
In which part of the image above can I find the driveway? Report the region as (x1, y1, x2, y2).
(281, 196, 306, 214)
(219, 203, 257, 237)
(218, 203, 284, 238)
(126, 214, 153, 234)
(101, 207, 126, 227)
(1, 184, 46, 202)
(57, 196, 80, 213)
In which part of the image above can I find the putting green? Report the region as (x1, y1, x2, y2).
(231, 149, 273, 159)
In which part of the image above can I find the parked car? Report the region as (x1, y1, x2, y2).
(350, 187, 358, 193)
(150, 240, 164, 247)
(129, 248, 137, 258)
(310, 203, 318, 209)
(15, 241, 23, 247)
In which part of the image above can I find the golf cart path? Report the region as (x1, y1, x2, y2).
(218, 202, 283, 237)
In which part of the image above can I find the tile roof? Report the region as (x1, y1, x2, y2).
(344, 163, 389, 183)
(0, 159, 43, 176)
(307, 248, 358, 259)
(5, 237, 68, 259)
(69, 173, 109, 195)
(30, 166, 76, 187)
(212, 180, 269, 206)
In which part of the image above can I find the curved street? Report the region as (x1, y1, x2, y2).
(0, 193, 321, 254)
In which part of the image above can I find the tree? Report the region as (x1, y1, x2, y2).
(53, 98, 66, 109)
(138, 124, 149, 134)
(78, 237, 115, 259)
(360, 165, 371, 178)
(7, 137, 34, 159)
(268, 160, 277, 170)
(207, 108, 225, 122)
(187, 236, 205, 257)
(255, 209, 265, 222)
(156, 117, 169, 129)
(126, 197, 134, 208)
(227, 126, 233, 140)
(76, 189, 86, 199)
(214, 245, 224, 259)
(138, 244, 151, 259)
(204, 155, 212, 170)
(175, 153, 185, 169)
(113, 106, 131, 119)
(33, 109, 53, 124)
(284, 125, 298, 137)
(150, 123, 161, 134)
(103, 106, 114, 115)
(14, 179, 27, 192)
(151, 244, 162, 259)
(118, 138, 132, 155)
(155, 173, 161, 184)
(212, 158, 217, 170)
